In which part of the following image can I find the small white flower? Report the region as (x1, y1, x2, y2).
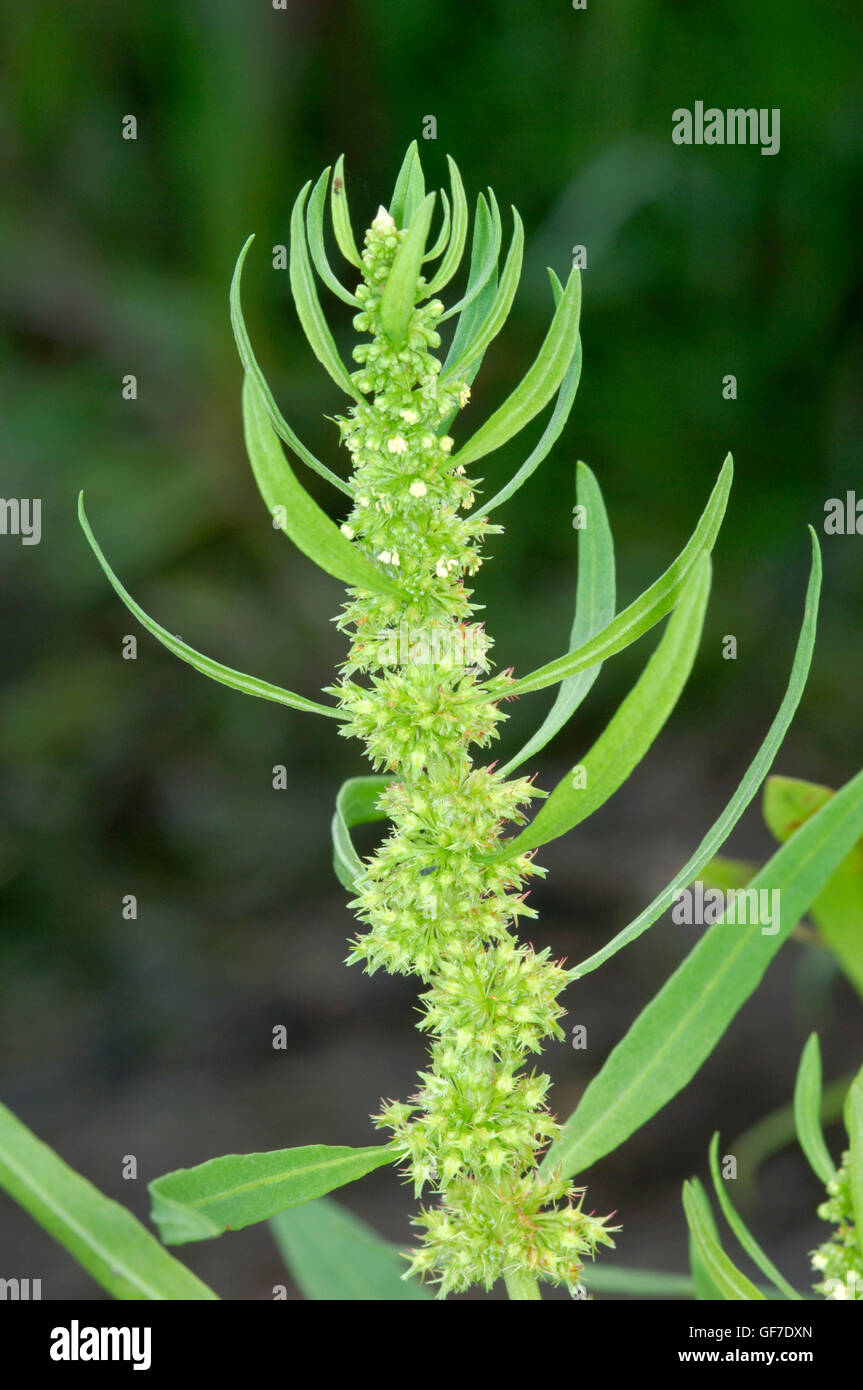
(435, 559, 449, 579)
(357, 495, 370, 508)
(372, 206, 396, 232)
(390, 551, 400, 567)
(440, 436, 454, 453)
(340, 524, 355, 539)
(387, 435, 408, 454)
(455, 464, 466, 475)
(459, 386, 471, 407)
(409, 480, 427, 497)
(378, 550, 392, 565)
(400, 408, 419, 425)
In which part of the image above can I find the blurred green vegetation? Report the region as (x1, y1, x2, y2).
(0, 0, 861, 1296)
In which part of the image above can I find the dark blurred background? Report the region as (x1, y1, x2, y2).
(1, 0, 861, 1300)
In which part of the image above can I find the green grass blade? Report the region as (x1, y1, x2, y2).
(332, 775, 391, 891)
(848, 1066, 863, 1233)
(500, 460, 612, 775)
(497, 554, 710, 858)
(149, 1145, 394, 1245)
(230, 235, 352, 496)
(687, 1177, 728, 1299)
(572, 531, 820, 977)
(424, 188, 451, 262)
(425, 155, 468, 296)
(388, 140, 425, 227)
(794, 1033, 837, 1185)
(331, 154, 363, 269)
(306, 167, 360, 306)
(708, 1133, 800, 1299)
(450, 264, 581, 469)
(271, 1197, 429, 1301)
(543, 764, 863, 1180)
(78, 494, 339, 720)
(440, 207, 524, 383)
(290, 181, 362, 400)
(683, 1180, 764, 1300)
(509, 455, 732, 698)
(0, 1100, 218, 1300)
(242, 374, 401, 599)
(380, 192, 436, 350)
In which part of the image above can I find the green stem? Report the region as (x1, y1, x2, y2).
(505, 1268, 542, 1300)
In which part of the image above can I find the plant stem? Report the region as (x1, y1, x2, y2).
(504, 1269, 542, 1300)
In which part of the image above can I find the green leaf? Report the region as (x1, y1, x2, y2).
(332, 775, 391, 892)
(764, 776, 863, 997)
(149, 1144, 394, 1246)
(425, 156, 468, 297)
(501, 460, 612, 775)
(794, 1033, 837, 1185)
(440, 207, 524, 383)
(731, 1072, 851, 1198)
(848, 1066, 863, 1232)
(290, 181, 362, 400)
(230, 234, 352, 495)
(271, 1197, 429, 1301)
(242, 374, 401, 598)
(330, 154, 363, 269)
(543, 763, 863, 1180)
(572, 530, 821, 977)
(687, 1178, 726, 1300)
(701, 856, 759, 893)
(78, 494, 339, 720)
(380, 192, 436, 350)
(682, 1180, 764, 1300)
(306, 167, 360, 306)
(388, 140, 425, 227)
(439, 190, 501, 324)
(582, 1264, 696, 1298)
(509, 455, 732, 698)
(424, 188, 451, 262)
(708, 1133, 800, 1299)
(497, 554, 710, 859)
(0, 1100, 218, 1300)
(451, 264, 581, 470)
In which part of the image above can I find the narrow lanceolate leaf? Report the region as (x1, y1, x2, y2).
(271, 1197, 429, 1301)
(501, 460, 613, 776)
(794, 1034, 837, 1186)
(848, 1066, 863, 1232)
(683, 1181, 764, 1301)
(469, 274, 582, 519)
(388, 140, 425, 227)
(451, 264, 581, 470)
(440, 207, 524, 383)
(330, 154, 363, 269)
(498, 555, 710, 859)
(543, 764, 863, 1180)
(572, 529, 821, 979)
(510, 455, 732, 698)
(0, 1100, 218, 1300)
(242, 374, 402, 599)
(306, 167, 360, 306)
(425, 155, 468, 296)
(380, 192, 436, 350)
(687, 1177, 732, 1300)
(230, 235, 352, 495)
(149, 1145, 394, 1246)
(332, 775, 391, 892)
(764, 776, 863, 998)
(439, 190, 502, 323)
(424, 188, 451, 262)
(290, 181, 362, 400)
(79, 495, 339, 720)
(708, 1133, 800, 1299)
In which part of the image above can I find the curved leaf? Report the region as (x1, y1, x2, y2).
(708, 1133, 800, 1299)
(380, 192, 436, 350)
(440, 206, 524, 382)
(425, 155, 468, 297)
(290, 181, 362, 400)
(794, 1033, 837, 1185)
(451, 264, 581, 470)
(332, 775, 392, 892)
(230, 235, 352, 495)
(306, 167, 360, 306)
(0, 1100, 218, 1300)
(271, 1197, 429, 1301)
(388, 140, 425, 227)
(242, 374, 402, 598)
(573, 530, 821, 977)
(424, 188, 451, 262)
(543, 763, 863, 1180)
(682, 1181, 764, 1301)
(78, 494, 339, 720)
(149, 1145, 394, 1246)
(509, 455, 732, 698)
(497, 554, 710, 859)
(439, 190, 501, 323)
(331, 154, 363, 269)
(848, 1066, 863, 1232)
